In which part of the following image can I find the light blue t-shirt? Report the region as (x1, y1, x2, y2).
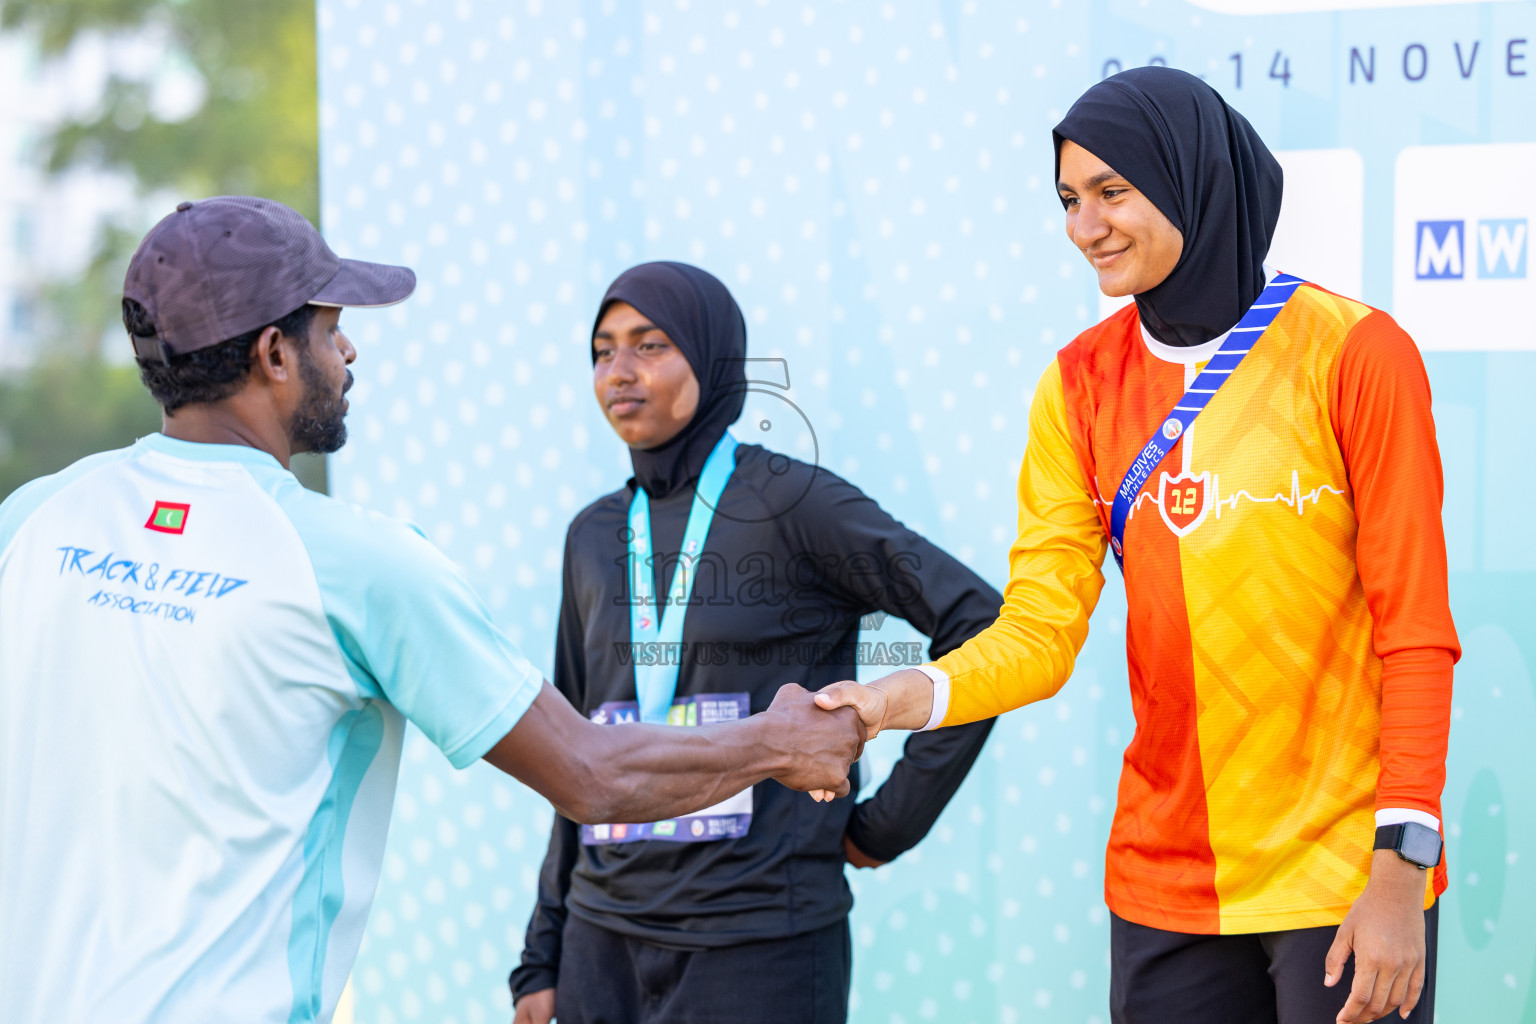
(0, 435, 542, 1023)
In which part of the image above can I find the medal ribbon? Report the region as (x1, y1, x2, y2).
(628, 432, 739, 723)
(1108, 273, 1305, 571)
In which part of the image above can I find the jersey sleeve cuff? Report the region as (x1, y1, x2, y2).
(914, 663, 949, 731)
(441, 666, 543, 770)
(1376, 807, 1441, 831)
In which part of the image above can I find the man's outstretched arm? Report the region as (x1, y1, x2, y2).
(484, 681, 865, 825)
(303, 503, 864, 827)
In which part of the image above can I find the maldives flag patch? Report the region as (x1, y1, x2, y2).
(145, 501, 191, 535)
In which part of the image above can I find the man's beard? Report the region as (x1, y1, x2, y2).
(287, 345, 351, 455)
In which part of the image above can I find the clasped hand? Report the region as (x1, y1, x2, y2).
(761, 683, 866, 800)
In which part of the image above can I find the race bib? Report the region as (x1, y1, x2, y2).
(580, 692, 754, 845)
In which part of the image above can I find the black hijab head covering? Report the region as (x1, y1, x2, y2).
(593, 261, 748, 499)
(1053, 67, 1283, 347)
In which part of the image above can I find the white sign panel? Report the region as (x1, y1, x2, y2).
(1394, 143, 1534, 351)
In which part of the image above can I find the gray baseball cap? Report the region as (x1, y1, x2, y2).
(123, 196, 416, 362)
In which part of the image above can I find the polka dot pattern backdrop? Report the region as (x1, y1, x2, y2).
(318, 1, 1536, 1021)
(318, 3, 1128, 1020)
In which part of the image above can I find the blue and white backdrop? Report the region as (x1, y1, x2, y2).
(317, 1, 1536, 1020)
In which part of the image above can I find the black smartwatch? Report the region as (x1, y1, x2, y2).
(1373, 822, 1442, 869)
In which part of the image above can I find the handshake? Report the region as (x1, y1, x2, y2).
(503, 672, 935, 844)
(759, 670, 930, 800)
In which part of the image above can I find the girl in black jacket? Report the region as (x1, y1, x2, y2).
(510, 261, 999, 1024)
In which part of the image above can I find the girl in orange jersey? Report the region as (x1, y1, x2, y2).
(816, 67, 1458, 1024)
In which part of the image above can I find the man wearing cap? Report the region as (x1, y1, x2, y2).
(0, 196, 865, 1024)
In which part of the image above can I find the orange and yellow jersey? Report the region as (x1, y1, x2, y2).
(934, 282, 1459, 934)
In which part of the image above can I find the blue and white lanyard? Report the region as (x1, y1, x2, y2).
(1108, 273, 1306, 571)
(628, 432, 739, 723)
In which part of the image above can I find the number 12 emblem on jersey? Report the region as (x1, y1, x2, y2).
(1157, 471, 1211, 537)
(145, 501, 191, 535)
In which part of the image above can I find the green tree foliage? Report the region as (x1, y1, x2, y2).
(0, 359, 162, 499)
(1, 0, 317, 220)
(0, 0, 324, 499)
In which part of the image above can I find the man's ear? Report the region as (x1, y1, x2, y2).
(250, 325, 296, 386)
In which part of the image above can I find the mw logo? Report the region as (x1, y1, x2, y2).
(1415, 218, 1528, 280)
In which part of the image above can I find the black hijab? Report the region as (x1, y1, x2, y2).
(593, 261, 748, 499)
(1053, 67, 1283, 347)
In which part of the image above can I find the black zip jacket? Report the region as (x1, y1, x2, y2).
(510, 445, 999, 1000)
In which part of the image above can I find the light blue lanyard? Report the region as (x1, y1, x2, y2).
(1108, 273, 1305, 571)
(628, 432, 739, 723)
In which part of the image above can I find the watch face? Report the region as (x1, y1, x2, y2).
(1399, 822, 1443, 868)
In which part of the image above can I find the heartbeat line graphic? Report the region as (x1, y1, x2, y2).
(1209, 470, 1346, 519)
(1094, 372, 1347, 537)
(1096, 470, 1346, 520)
